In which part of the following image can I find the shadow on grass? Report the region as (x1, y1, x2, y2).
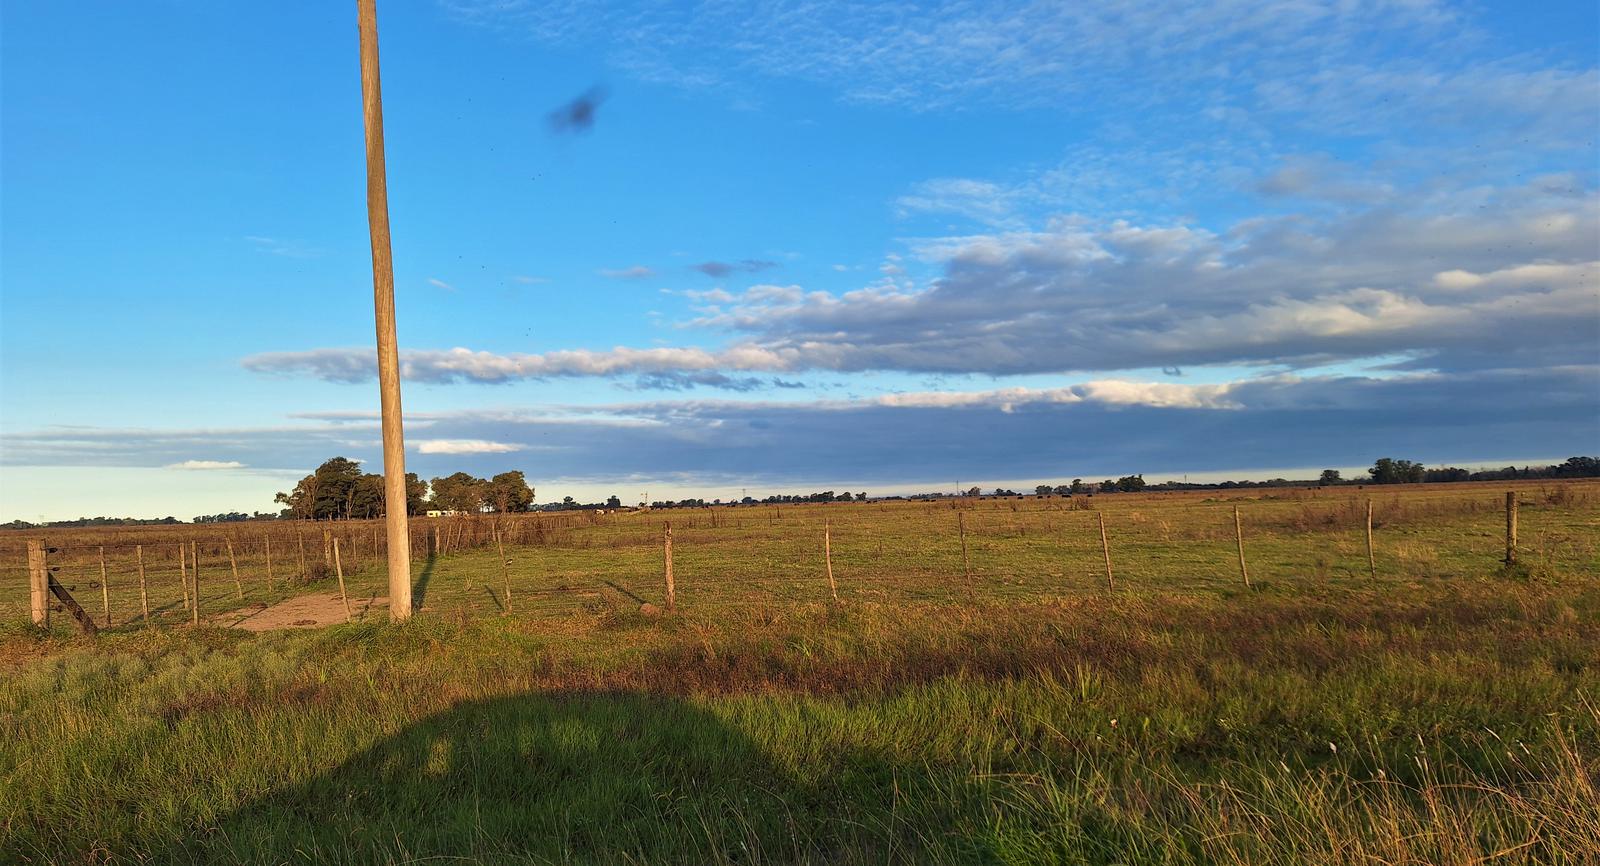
(175, 692, 906, 863)
(413, 550, 438, 610)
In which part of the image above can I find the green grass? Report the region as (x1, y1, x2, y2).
(2, 487, 1598, 863)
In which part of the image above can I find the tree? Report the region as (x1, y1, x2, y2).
(274, 457, 366, 520)
(965, 486, 981, 497)
(405, 473, 428, 515)
(1069, 479, 1087, 494)
(1099, 480, 1117, 493)
(486, 471, 534, 513)
(1035, 485, 1053, 496)
(1318, 469, 1342, 486)
(1115, 474, 1146, 493)
(430, 472, 488, 513)
(855, 492, 867, 501)
(348, 473, 386, 518)
(606, 495, 622, 508)
(1370, 458, 1424, 484)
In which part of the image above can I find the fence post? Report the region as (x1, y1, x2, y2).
(226, 538, 243, 600)
(99, 546, 111, 627)
(1098, 511, 1115, 591)
(1503, 491, 1518, 565)
(27, 540, 49, 628)
(297, 529, 307, 580)
(1233, 506, 1250, 588)
(494, 522, 513, 614)
(825, 520, 838, 602)
(178, 543, 191, 610)
(136, 544, 149, 622)
(958, 511, 972, 584)
(264, 534, 275, 591)
(190, 540, 200, 625)
(1365, 500, 1376, 580)
(333, 537, 352, 622)
(663, 521, 675, 612)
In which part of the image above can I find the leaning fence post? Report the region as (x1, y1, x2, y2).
(824, 520, 839, 602)
(99, 545, 112, 627)
(1364, 500, 1376, 580)
(1233, 506, 1250, 588)
(136, 544, 149, 622)
(1097, 511, 1115, 591)
(1503, 491, 1518, 565)
(226, 538, 243, 600)
(28, 540, 49, 628)
(663, 521, 676, 612)
(333, 537, 352, 622)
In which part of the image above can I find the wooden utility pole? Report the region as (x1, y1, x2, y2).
(1364, 500, 1376, 580)
(1097, 511, 1114, 591)
(27, 540, 48, 628)
(357, 0, 413, 621)
(1503, 491, 1518, 565)
(663, 522, 676, 611)
(1232, 506, 1250, 588)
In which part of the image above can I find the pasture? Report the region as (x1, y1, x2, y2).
(2, 481, 1597, 864)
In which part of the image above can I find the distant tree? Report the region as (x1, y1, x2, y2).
(348, 473, 385, 518)
(486, 471, 534, 513)
(1035, 485, 1053, 496)
(1099, 480, 1118, 493)
(275, 456, 365, 520)
(1115, 474, 1146, 493)
(1069, 479, 1087, 494)
(1370, 458, 1424, 484)
(606, 495, 622, 508)
(1555, 456, 1600, 477)
(430, 472, 488, 513)
(1318, 469, 1342, 486)
(855, 492, 867, 501)
(405, 473, 428, 515)
(965, 486, 982, 497)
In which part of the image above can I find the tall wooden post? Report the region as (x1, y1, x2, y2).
(27, 540, 49, 628)
(136, 545, 149, 622)
(1364, 500, 1376, 580)
(1503, 491, 1518, 565)
(357, 0, 413, 621)
(824, 520, 838, 602)
(1233, 506, 1250, 588)
(1097, 511, 1114, 591)
(333, 538, 352, 623)
(663, 521, 675, 611)
(99, 546, 111, 627)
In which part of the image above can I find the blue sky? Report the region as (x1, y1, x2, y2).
(2, 0, 1597, 520)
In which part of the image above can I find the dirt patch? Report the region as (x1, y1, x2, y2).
(214, 593, 389, 631)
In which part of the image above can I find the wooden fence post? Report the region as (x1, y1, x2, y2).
(333, 538, 351, 623)
(226, 538, 243, 600)
(1365, 500, 1376, 580)
(494, 522, 512, 614)
(1233, 506, 1250, 588)
(825, 520, 838, 602)
(958, 511, 972, 584)
(136, 544, 149, 622)
(190, 540, 200, 625)
(1503, 491, 1518, 565)
(1098, 511, 1115, 591)
(264, 534, 275, 591)
(297, 528, 308, 580)
(27, 540, 49, 628)
(99, 546, 111, 627)
(178, 543, 190, 610)
(663, 521, 675, 612)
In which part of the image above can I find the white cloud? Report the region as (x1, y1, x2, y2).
(413, 439, 525, 454)
(598, 265, 656, 280)
(428, 277, 457, 291)
(165, 460, 247, 470)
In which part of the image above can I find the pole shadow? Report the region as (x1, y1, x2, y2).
(412, 550, 437, 611)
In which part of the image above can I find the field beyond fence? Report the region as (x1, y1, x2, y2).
(2, 480, 1597, 864)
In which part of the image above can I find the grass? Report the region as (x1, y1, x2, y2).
(1, 483, 1597, 864)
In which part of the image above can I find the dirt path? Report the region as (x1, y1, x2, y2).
(213, 592, 389, 631)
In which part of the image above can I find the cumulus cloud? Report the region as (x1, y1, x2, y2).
(413, 439, 525, 454)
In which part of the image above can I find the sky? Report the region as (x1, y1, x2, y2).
(2, 0, 1597, 521)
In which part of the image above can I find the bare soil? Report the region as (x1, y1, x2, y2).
(213, 592, 389, 631)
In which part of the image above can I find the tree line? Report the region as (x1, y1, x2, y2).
(272, 457, 535, 521)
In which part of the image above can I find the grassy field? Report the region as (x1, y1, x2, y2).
(2, 482, 1597, 864)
